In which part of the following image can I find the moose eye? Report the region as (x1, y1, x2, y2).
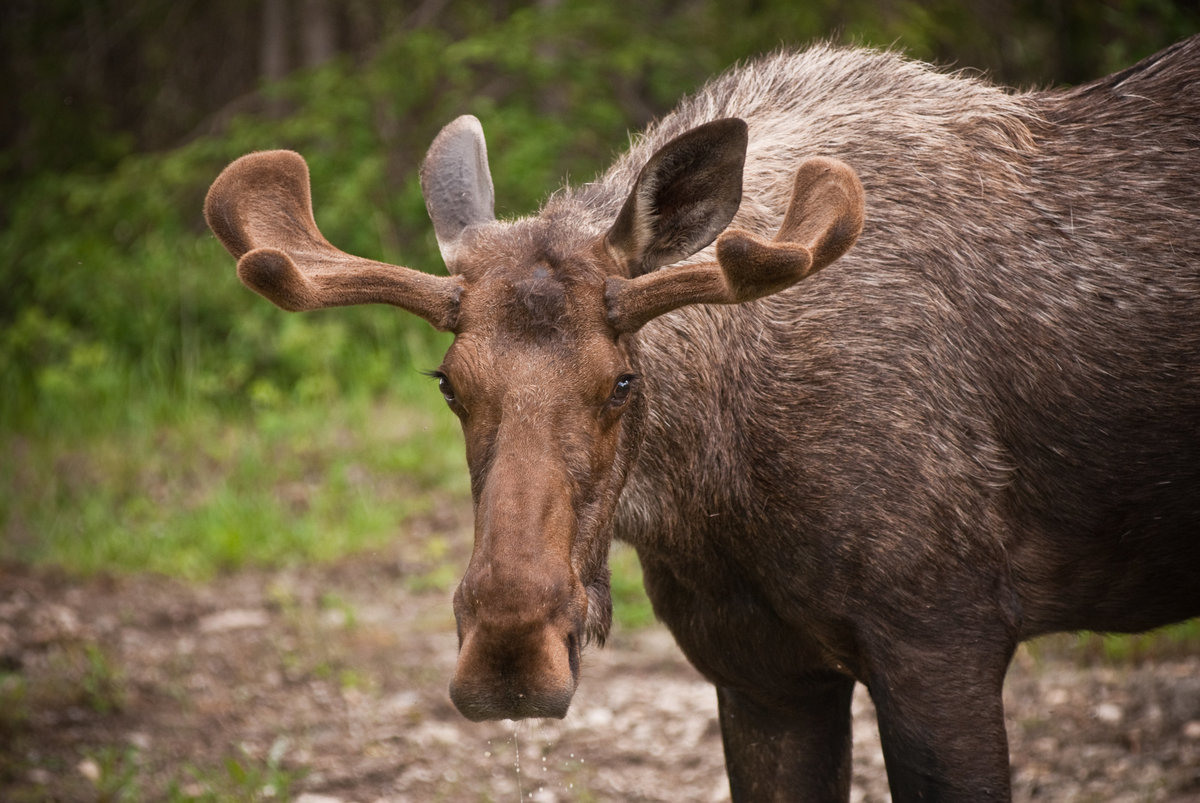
(609, 373, 638, 407)
(425, 371, 457, 406)
(437, 375, 456, 404)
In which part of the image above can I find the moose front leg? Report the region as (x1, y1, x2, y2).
(717, 673, 856, 802)
(867, 649, 1014, 802)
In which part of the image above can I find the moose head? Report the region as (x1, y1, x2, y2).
(205, 116, 863, 721)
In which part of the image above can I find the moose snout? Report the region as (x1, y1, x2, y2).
(449, 621, 581, 721)
(449, 568, 586, 721)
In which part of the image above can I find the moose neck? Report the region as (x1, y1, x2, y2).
(611, 304, 764, 556)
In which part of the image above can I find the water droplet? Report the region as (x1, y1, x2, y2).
(511, 718, 524, 801)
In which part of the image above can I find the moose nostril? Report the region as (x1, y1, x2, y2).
(449, 623, 581, 721)
(567, 631, 580, 681)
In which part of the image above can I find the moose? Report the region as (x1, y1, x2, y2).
(205, 36, 1200, 801)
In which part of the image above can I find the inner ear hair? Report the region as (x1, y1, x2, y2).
(605, 118, 749, 277)
(420, 115, 496, 268)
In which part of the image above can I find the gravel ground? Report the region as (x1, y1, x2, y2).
(2, 547, 1199, 802)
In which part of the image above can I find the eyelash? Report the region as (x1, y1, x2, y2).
(424, 370, 457, 405)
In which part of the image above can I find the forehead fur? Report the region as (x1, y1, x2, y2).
(456, 212, 607, 342)
(510, 267, 569, 340)
(458, 210, 601, 277)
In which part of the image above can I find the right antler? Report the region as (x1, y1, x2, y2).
(204, 150, 462, 331)
(605, 156, 865, 333)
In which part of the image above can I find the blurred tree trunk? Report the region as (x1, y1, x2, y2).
(535, 0, 566, 114)
(261, 0, 288, 83)
(2, 0, 1197, 196)
(261, 0, 336, 113)
(302, 0, 337, 67)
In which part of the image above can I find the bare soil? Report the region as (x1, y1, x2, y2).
(3, 519, 1200, 802)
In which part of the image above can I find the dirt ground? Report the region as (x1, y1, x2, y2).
(3, 520, 1200, 802)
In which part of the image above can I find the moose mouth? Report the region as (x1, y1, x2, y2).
(447, 568, 611, 722)
(449, 625, 583, 722)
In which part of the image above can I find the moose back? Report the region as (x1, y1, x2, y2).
(205, 37, 1200, 802)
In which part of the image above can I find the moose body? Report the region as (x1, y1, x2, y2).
(206, 38, 1200, 801)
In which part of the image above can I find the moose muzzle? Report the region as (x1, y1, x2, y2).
(449, 561, 587, 720)
(448, 452, 588, 721)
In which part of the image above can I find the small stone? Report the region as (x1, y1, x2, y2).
(1182, 720, 1200, 740)
(77, 757, 101, 783)
(32, 605, 80, 644)
(319, 608, 348, 628)
(1045, 687, 1070, 707)
(382, 691, 419, 714)
(198, 609, 270, 633)
(582, 706, 614, 728)
(294, 794, 344, 803)
(1092, 702, 1123, 724)
(1033, 736, 1059, 754)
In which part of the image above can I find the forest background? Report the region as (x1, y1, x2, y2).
(3, 0, 1199, 622)
(3, 2, 1200, 800)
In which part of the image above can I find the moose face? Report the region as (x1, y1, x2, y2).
(204, 115, 863, 721)
(432, 226, 641, 720)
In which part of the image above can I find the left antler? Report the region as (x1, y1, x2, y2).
(205, 150, 462, 331)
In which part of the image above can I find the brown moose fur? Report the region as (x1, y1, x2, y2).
(206, 38, 1200, 802)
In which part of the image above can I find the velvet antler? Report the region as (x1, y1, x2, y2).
(606, 156, 865, 333)
(204, 150, 461, 330)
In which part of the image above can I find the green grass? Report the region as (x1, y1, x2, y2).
(159, 739, 301, 803)
(0, 373, 659, 626)
(610, 542, 655, 631)
(1065, 619, 1200, 664)
(0, 386, 469, 579)
(79, 746, 142, 803)
(8, 382, 1198, 661)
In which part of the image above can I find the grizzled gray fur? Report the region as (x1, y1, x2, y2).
(207, 36, 1200, 803)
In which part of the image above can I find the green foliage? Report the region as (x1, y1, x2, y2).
(80, 643, 126, 715)
(166, 739, 300, 802)
(1071, 619, 1200, 664)
(0, 672, 29, 736)
(82, 746, 142, 803)
(610, 543, 656, 631)
(0, 131, 450, 437)
(0, 641, 127, 756)
(2, 2, 1196, 586)
(1, 393, 467, 577)
(6, 1, 1197, 440)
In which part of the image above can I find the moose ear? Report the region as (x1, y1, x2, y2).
(420, 115, 496, 267)
(605, 118, 748, 277)
(605, 156, 865, 333)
